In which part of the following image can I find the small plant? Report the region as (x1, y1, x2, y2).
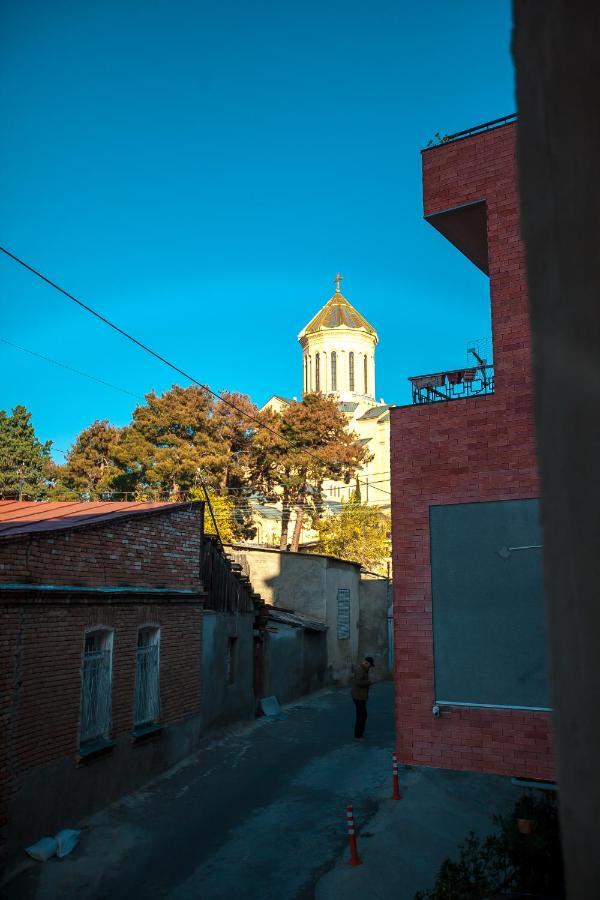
(414, 793, 564, 900)
(426, 132, 451, 148)
(515, 793, 536, 819)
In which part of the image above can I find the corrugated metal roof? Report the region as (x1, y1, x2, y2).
(0, 500, 198, 539)
(266, 606, 328, 632)
(356, 404, 390, 420)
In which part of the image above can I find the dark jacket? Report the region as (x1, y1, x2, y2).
(351, 666, 371, 701)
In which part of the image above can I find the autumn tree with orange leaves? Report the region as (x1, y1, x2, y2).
(248, 393, 370, 551)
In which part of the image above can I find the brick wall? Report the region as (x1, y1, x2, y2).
(390, 123, 555, 780)
(0, 505, 203, 590)
(0, 505, 205, 859)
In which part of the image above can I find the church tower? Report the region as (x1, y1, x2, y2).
(298, 274, 378, 402)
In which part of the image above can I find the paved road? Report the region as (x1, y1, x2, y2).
(4, 682, 396, 900)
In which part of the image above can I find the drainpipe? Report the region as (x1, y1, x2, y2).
(386, 564, 393, 673)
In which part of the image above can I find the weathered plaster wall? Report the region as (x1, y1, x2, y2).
(358, 575, 391, 680)
(201, 612, 255, 729)
(232, 546, 363, 683)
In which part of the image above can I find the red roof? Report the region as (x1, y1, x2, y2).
(0, 500, 199, 539)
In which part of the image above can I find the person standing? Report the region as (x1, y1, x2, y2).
(351, 656, 374, 740)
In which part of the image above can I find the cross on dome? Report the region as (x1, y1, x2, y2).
(334, 273, 343, 293)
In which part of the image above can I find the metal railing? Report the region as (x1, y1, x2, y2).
(80, 648, 112, 744)
(410, 365, 495, 404)
(201, 536, 255, 614)
(424, 114, 517, 149)
(134, 643, 160, 726)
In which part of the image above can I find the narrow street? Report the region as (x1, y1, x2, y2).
(5, 682, 395, 900)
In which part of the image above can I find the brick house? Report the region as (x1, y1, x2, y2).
(0, 500, 206, 862)
(390, 116, 554, 780)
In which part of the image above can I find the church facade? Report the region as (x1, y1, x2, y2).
(255, 276, 391, 547)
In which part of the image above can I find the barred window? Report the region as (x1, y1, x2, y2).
(315, 352, 320, 392)
(349, 352, 355, 392)
(337, 589, 351, 639)
(80, 629, 113, 747)
(134, 627, 160, 727)
(331, 351, 337, 391)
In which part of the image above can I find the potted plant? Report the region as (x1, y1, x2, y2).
(515, 795, 536, 834)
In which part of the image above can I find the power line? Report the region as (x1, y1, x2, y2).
(0, 336, 142, 400)
(0, 245, 391, 497)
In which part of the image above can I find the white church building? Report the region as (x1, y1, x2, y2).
(253, 276, 391, 547)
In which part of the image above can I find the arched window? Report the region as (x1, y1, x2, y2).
(80, 628, 113, 748)
(331, 351, 337, 391)
(349, 352, 355, 392)
(364, 355, 368, 395)
(135, 626, 161, 728)
(315, 352, 320, 391)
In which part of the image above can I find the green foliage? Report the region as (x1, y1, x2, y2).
(249, 394, 370, 550)
(51, 386, 258, 503)
(314, 491, 390, 572)
(189, 486, 249, 544)
(415, 794, 564, 900)
(48, 388, 368, 551)
(0, 405, 52, 499)
(52, 420, 126, 499)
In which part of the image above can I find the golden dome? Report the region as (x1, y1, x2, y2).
(299, 276, 377, 340)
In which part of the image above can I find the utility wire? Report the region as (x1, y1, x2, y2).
(0, 245, 391, 497)
(0, 336, 142, 400)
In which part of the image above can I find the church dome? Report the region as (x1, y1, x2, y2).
(299, 276, 377, 341)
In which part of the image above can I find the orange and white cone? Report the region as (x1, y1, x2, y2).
(346, 804, 362, 866)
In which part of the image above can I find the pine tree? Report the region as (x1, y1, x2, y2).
(249, 394, 370, 551)
(53, 420, 125, 499)
(0, 405, 52, 499)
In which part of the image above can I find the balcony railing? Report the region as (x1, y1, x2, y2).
(409, 365, 495, 404)
(424, 114, 517, 150)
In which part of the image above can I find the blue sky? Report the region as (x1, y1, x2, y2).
(0, 0, 514, 460)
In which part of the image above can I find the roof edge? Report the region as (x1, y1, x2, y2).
(0, 500, 205, 541)
(422, 113, 517, 153)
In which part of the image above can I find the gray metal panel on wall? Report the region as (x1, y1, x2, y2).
(430, 499, 550, 709)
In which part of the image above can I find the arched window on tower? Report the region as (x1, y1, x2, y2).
(315, 352, 320, 392)
(349, 352, 355, 392)
(364, 355, 368, 395)
(331, 351, 337, 391)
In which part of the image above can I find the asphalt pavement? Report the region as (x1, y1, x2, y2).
(3, 682, 397, 900)
(3, 680, 523, 900)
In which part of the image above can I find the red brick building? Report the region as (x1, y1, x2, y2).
(390, 117, 554, 780)
(0, 500, 206, 862)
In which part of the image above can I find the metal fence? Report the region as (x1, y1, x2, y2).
(134, 643, 160, 726)
(80, 648, 112, 744)
(410, 365, 495, 404)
